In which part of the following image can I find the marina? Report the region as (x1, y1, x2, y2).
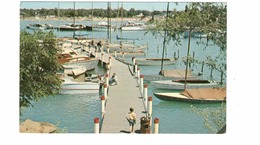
(19, 2, 226, 134)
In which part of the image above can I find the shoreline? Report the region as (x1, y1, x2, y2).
(20, 16, 151, 22)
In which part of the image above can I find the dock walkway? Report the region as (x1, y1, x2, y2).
(101, 57, 145, 133)
(90, 48, 146, 133)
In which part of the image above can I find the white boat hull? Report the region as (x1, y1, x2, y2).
(135, 58, 176, 66)
(62, 59, 99, 71)
(150, 80, 219, 90)
(121, 26, 146, 31)
(60, 82, 99, 94)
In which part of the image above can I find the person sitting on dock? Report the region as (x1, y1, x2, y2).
(109, 73, 118, 86)
(97, 41, 103, 52)
(126, 107, 137, 133)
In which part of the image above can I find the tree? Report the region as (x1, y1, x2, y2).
(148, 2, 227, 133)
(20, 30, 62, 110)
(149, 2, 227, 84)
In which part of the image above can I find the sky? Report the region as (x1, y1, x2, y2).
(20, 1, 188, 11)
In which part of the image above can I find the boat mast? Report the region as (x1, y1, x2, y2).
(184, 25, 192, 90)
(107, 2, 109, 41)
(73, 1, 76, 38)
(91, 2, 93, 39)
(109, 2, 112, 42)
(58, 2, 60, 37)
(120, 2, 123, 49)
(160, 2, 169, 74)
(116, 2, 120, 42)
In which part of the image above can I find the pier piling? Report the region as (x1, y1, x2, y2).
(94, 118, 100, 134)
(154, 118, 159, 134)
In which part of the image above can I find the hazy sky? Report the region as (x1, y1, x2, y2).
(20, 1, 188, 11)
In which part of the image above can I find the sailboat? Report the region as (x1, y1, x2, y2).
(152, 3, 226, 103)
(143, 3, 198, 81)
(153, 87, 226, 102)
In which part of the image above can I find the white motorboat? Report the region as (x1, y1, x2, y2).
(120, 21, 147, 31)
(58, 67, 100, 95)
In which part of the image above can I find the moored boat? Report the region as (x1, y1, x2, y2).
(58, 67, 100, 95)
(26, 23, 46, 30)
(57, 23, 88, 31)
(58, 53, 99, 72)
(135, 58, 176, 66)
(154, 87, 226, 103)
(143, 69, 199, 81)
(120, 21, 147, 31)
(150, 79, 219, 90)
(92, 21, 115, 31)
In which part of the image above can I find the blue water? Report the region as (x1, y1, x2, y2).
(20, 19, 226, 133)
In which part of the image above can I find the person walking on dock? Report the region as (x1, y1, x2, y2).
(126, 107, 137, 133)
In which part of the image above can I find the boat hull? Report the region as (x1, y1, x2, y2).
(154, 91, 226, 103)
(143, 75, 199, 81)
(62, 59, 99, 72)
(60, 82, 99, 94)
(150, 80, 219, 90)
(135, 58, 176, 66)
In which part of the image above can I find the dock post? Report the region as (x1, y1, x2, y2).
(101, 53, 104, 66)
(148, 96, 153, 117)
(140, 75, 144, 93)
(107, 46, 110, 54)
(101, 96, 106, 116)
(104, 84, 108, 99)
(106, 62, 111, 71)
(178, 49, 180, 58)
(109, 56, 112, 66)
(210, 65, 214, 79)
(94, 118, 99, 134)
(143, 84, 148, 110)
(105, 74, 109, 86)
(201, 61, 204, 73)
(122, 52, 125, 59)
(137, 68, 140, 79)
(114, 50, 117, 58)
(132, 57, 136, 66)
(174, 52, 176, 59)
(220, 70, 224, 85)
(106, 67, 110, 77)
(153, 118, 159, 134)
(134, 62, 138, 74)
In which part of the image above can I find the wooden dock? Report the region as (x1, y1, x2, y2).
(90, 47, 147, 133)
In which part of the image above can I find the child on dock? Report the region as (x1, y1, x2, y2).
(126, 107, 137, 133)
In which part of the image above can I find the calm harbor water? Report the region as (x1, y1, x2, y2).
(20, 19, 226, 133)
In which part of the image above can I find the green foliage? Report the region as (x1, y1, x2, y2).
(20, 7, 154, 18)
(20, 30, 62, 109)
(148, 2, 227, 75)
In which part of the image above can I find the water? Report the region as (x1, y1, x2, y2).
(20, 19, 226, 133)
